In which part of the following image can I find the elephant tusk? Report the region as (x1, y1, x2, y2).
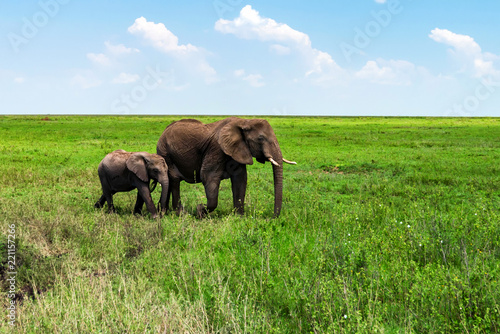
(268, 157, 280, 167)
(283, 158, 297, 165)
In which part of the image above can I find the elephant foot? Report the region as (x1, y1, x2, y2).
(107, 205, 116, 214)
(196, 204, 207, 219)
(175, 203, 185, 216)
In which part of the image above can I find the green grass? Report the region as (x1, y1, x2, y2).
(1, 115, 499, 333)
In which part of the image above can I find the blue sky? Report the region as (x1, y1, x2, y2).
(1, 0, 500, 116)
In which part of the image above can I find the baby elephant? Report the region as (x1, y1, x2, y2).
(94, 150, 169, 218)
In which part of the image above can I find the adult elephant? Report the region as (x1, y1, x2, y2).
(156, 117, 296, 218)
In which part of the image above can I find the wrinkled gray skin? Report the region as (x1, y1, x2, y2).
(156, 117, 296, 218)
(94, 150, 169, 218)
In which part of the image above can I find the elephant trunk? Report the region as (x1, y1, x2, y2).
(263, 140, 284, 218)
(269, 148, 283, 218)
(158, 178, 169, 214)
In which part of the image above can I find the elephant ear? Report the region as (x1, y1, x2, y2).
(126, 153, 149, 183)
(218, 121, 253, 165)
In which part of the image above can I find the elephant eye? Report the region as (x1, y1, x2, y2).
(258, 135, 265, 142)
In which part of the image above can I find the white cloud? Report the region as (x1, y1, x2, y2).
(375, 0, 387, 3)
(429, 28, 481, 55)
(197, 62, 218, 83)
(270, 44, 291, 55)
(244, 74, 265, 87)
(112, 72, 140, 84)
(215, 5, 311, 46)
(128, 17, 198, 55)
(87, 53, 111, 66)
(105, 41, 140, 56)
(215, 5, 342, 78)
(128, 17, 217, 83)
(234, 69, 265, 87)
(429, 28, 498, 78)
(306, 49, 337, 77)
(86, 42, 138, 68)
(356, 59, 424, 86)
(234, 69, 246, 77)
(14, 77, 25, 84)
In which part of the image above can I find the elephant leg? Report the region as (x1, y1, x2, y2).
(97, 175, 114, 213)
(164, 185, 171, 212)
(197, 178, 221, 218)
(94, 195, 106, 209)
(230, 164, 247, 215)
(133, 192, 144, 215)
(170, 178, 183, 214)
(137, 184, 158, 218)
(105, 193, 114, 214)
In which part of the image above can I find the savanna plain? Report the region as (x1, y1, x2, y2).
(0, 116, 499, 333)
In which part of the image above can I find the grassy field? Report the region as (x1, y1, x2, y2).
(1, 115, 499, 333)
